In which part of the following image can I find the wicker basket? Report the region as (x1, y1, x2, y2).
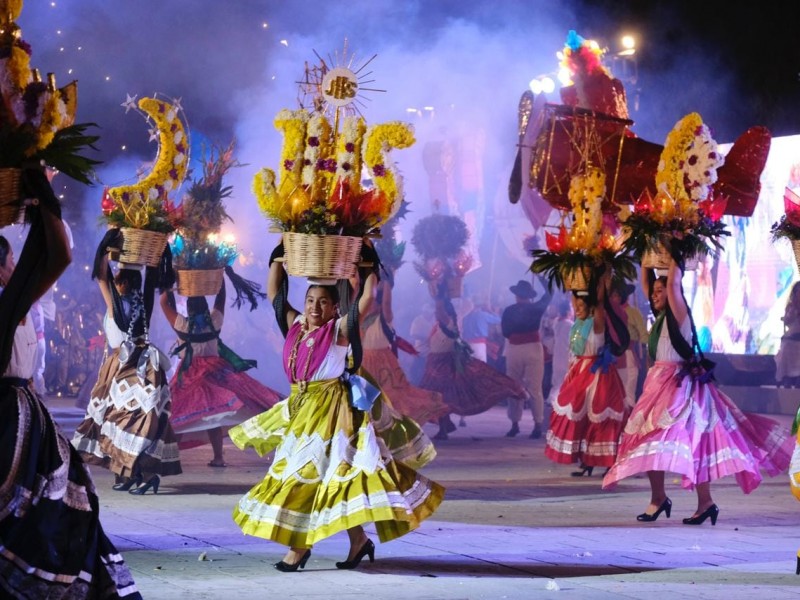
(0, 168, 23, 227)
(176, 268, 225, 297)
(283, 232, 362, 279)
(562, 265, 591, 291)
(117, 227, 168, 267)
(642, 242, 698, 271)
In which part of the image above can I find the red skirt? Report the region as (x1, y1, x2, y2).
(170, 356, 282, 449)
(545, 355, 628, 467)
(419, 351, 527, 416)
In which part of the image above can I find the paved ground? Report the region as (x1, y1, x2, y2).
(49, 397, 800, 600)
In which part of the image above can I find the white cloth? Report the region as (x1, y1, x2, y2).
(655, 317, 692, 362)
(4, 316, 36, 379)
(103, 313, 126, 350)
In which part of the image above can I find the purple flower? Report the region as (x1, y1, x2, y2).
(304, 158, 311, 165)
(687, 155, 698, 166)
(708, 152, 717, 159)
(373, 163, 386, 177)
(308, 137, 319, 147)
(345, 142, 355, 152)
(22, 81, 47, 120)
(341, 162, 351, 171)
(169, 169, 178, 179)
(284, 159, 295, 170)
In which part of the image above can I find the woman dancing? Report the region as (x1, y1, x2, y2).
(0, 170, 140, 598)
(159, 282, 281, 467)
(420, 281, 528, 440)
(603, 257, 793, 524)
(229, 243, 444, 572)
(361, 274, 449, 425)
(545, 272, 630, 475)
(72, 231, 181, 495)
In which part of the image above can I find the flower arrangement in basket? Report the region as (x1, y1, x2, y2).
(253, 54, 414, 280)
(411, 213, 473, 298)
(100, 95, 189, 267)
(530, 166, 636, 292)
(770, 187, 800, 272)
(621, 112, 729, 269)
(0, 3, 100, 226)
(171, 142, 242, 297)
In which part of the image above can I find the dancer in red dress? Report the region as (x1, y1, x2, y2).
(160, 283, 282, 467)
(545, 272, 630, 474)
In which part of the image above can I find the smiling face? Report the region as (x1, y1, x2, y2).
(572, 296, 590, 320)
(651, 279, 667, 313)
(304, 286, 338, 328)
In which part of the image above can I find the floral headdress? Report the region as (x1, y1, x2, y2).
(253, 52, 414, 238)
(0, 3, 99, 182)
(411, 213, 473, 286)
(530, 166, 635, 291)
(622, 112, 729, 261)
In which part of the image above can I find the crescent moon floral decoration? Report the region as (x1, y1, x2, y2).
(103, 95, 189, 232)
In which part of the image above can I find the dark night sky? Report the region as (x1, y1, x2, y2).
(12, 0, 800, 222)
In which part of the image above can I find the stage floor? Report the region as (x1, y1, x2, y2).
(48, 398, 800, 600)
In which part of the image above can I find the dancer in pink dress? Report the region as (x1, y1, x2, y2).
(603, 257, 794, 524)
(545, 272, 630, 474)
(160, 284, 281, 467)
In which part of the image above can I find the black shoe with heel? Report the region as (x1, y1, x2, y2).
(505, 423, 520, 438)
(636, 497, 672, 522)
(112, 474, 142, 492)
(570, 465, 593, 477)
(129, 475, 160, 495)
(682, 504, 719, 526)
(336, 539, 375, 570)
(275, 549, 311, 572)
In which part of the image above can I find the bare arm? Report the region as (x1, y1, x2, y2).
(159, 290, 179, 328)
(267, 259, 298, 331)
(592, 272, 609, 334)
(666, 258, 689, 325)
(380, 279, 393, 324)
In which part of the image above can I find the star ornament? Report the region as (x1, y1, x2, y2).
(121, 93, 138, 113)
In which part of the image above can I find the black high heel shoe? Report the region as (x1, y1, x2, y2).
(636, 497, 672, 522)
(274, 549, 311, 572)
(112, 474, 142, 492)
(570, 465, 593, 477)
(682, 504, 719, 526)
(335, 539, 375, 570)
(129, 475, 160, 495)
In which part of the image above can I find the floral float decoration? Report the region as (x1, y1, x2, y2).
(253, 50, 414, 280)
(530, 165, 635, 292)
(621, 112, 729, 270)
(101, 95, 189, 267)
(411, 212, 473, 299)
(0, 1, 100, 225)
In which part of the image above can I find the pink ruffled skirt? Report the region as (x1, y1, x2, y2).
(603, 361, 793, 493)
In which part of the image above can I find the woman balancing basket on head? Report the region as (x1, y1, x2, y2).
(236, 103, 443, 571)
(73, 95, 191, 495)
(158, 142, 282, 467)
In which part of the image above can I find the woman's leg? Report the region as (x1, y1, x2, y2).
(644, 470, 667, 512)
(345, 525, 370, 560)
(208, 427, 225, 465)
(693, 481, 715, 514)
(280, 546, 311, 565)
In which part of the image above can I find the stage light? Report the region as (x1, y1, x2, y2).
(619, 35, 636, 56)
(541, 77, 555, 94)
(557, 67, 572, 86)
(528, 78, 543, 95)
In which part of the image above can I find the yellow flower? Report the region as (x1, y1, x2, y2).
(364, 122, 415, 225)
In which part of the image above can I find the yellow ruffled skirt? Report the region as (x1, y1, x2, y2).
(229, 377, 444, 548)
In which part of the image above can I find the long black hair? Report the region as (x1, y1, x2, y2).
(0, 236, 10, 268)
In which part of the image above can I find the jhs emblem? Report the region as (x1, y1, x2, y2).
(321, 67, 358, 107)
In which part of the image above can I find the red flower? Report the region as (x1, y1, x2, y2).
(698, 195, 727, 222)
(633, 189, 653, 214)
(100, 188, 116, 215)
(784, 187, 800, 227)
(545, 225, 567, 252)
